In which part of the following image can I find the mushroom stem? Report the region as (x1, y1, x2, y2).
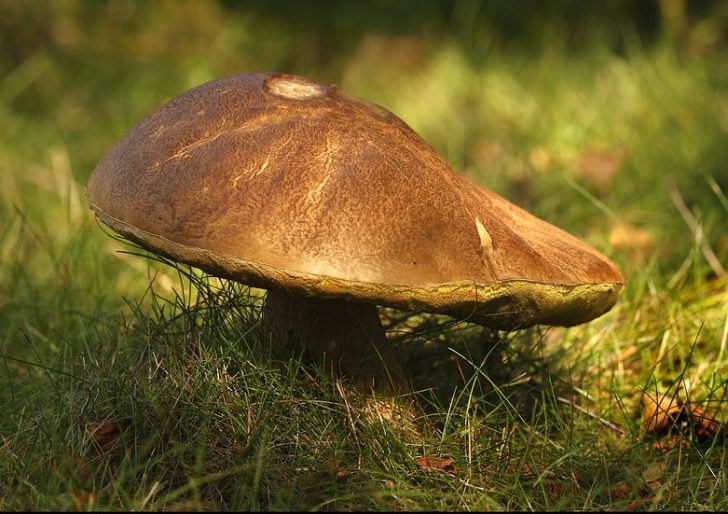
(262, 289, 410, 396)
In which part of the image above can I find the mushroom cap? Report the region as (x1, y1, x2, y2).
(87, 72, 624, 330)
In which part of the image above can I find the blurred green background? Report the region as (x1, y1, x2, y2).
(2, 0, 727, 280)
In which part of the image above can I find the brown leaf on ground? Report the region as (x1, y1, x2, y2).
(687, 404, 722, 437)
(606, 482, 631, 500)
(641, 392, 683, 432)
(608, 224, 654, 256)
(415, 455, 458, 475)
(473, 139, 502, 167)
(577, 148, 626, 191)
(88, 420, 122, 455)
(545, 482, 564, 499)
(71, 491, 96, 511)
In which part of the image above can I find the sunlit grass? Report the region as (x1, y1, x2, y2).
(1, 3, 727, 510)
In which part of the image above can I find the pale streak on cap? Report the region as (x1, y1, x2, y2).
(264, 73, 328, 100)
(87, 71, 624, 330)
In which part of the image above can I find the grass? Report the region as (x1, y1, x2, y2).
(1, 2, 728, 510)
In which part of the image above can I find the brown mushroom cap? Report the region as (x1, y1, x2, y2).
(87, 71, 624, 330)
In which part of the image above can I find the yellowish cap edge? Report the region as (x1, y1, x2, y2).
(91, 204, 623, 330)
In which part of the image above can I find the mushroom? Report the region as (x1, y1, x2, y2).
(86, 72, 624, 396)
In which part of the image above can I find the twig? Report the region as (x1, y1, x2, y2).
(557, 396, 626, 437)
(669, 186, 725, 278)
(335, 379, 362, 451)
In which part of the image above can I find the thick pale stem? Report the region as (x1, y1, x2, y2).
(261, 289, 410, 396)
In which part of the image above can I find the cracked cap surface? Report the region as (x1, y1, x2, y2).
(87, 71, 624, 330)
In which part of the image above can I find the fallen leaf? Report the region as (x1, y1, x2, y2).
(415, 455, 458, 474)
(71, 491, 96, 511)
(687, 404, 721, 437)
(606, 482, 631, 500)
(89, 420, 121, 455)
(577, 148, 626, 191)
(472, 139, 502, 167)
(608, 224, 653, 256)
(641, 392, 682, 432)
(545, 482, 564, 499)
